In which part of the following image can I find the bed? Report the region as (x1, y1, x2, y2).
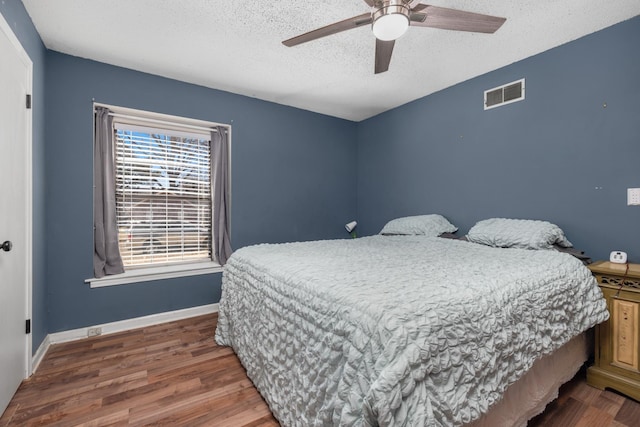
(215, 219, 608, 426)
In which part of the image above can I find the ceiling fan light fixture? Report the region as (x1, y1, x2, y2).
(372, 1, 410, 41)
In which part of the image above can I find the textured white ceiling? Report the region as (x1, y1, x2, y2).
(21, 0, 640, 121)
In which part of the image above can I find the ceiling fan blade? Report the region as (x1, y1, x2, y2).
(375, 39, 395, 74)
(362, 0, 375, 6)
(283, 13, 372, 47)
(410, 4, 506, 34)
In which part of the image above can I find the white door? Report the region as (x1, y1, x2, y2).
(0, 14, 32, 416)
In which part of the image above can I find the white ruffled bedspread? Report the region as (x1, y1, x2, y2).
(215, 236, 608, 426)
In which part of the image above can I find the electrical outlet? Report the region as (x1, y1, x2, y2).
(87, 327, 102, 337)
(628, 188, 640, 206)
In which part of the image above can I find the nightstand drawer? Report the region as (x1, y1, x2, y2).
(611, 298, 639, 371)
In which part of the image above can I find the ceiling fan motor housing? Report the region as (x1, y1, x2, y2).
(372, 0, 411, 41)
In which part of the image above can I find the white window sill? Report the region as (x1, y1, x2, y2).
(86, 261, 223, 288)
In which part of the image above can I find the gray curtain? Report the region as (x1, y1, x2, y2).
(211, 126, 232, 265)
(93, 107, 124, 278)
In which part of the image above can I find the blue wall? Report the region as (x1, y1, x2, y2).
(0, 1, 47, 352)
(357, 16, 640, 263)
(44, 52, 357, 332)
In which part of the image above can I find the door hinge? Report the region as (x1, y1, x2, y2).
(26, 319, 31, 334)
(26, 94, 32, 109)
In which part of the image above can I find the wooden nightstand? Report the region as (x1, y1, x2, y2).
(587, 260, 640, 401)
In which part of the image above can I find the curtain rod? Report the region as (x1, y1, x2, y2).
(107, 112, 223, 134)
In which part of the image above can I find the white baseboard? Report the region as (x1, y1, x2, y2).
(32, 334, 51, 373)
(31, 303, 219, 374)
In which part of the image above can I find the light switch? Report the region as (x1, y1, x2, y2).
(628, 188, 640, 206)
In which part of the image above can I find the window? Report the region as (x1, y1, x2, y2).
(114, 123, 212, 268)
(89, 105, 231, 287)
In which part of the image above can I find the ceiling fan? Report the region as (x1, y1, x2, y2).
(282, 0, 506, 74)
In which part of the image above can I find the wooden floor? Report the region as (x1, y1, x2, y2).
(0, 314, 278, 426)
(1, 313, 638, 426)
(528, 368, 640, 427)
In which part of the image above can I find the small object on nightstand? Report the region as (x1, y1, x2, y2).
(610, 251, 628, 264)
(587, 260, 640, 401)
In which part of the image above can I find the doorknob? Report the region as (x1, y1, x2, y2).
(1, 241, 12, 252)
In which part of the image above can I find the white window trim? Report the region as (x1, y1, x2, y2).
(86, 261, 223, 288)
(89, 102, 231, 287)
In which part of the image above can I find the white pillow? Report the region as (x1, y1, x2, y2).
(380, 214, 458, 237)
(466, 218, 572, 249)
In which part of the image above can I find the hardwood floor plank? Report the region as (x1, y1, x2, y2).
(153, 386, 265, 426)
(592, 390, 626, 417)
(208, 401, 277, 427)
(10, 397, 103, 426)
(569, 380, 604, 406)
(0, 401, 18, 427)
(101, 377, 202, 407)
(49, 408, 130, 427)
(610, 420, 630, 427)
(574, 405, 614, 427)
(614, 398, 640, 426)
(128, 379, 254, 425)
(13, 373, 148, 410)
(146, 346, 234, 383)
(241, 417, 282, 427)
(2, 313, 639, 426)
(14, 369, 147, 405)
(539, 397, 589, 427)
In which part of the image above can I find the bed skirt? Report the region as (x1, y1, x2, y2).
(468, 332, 589, 427)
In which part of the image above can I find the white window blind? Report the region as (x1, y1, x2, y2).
(114, 122, 213, 268)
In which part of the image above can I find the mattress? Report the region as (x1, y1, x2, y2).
(215, 235, 608, 426)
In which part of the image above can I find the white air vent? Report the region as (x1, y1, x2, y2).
(484, 78, 525, 110)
